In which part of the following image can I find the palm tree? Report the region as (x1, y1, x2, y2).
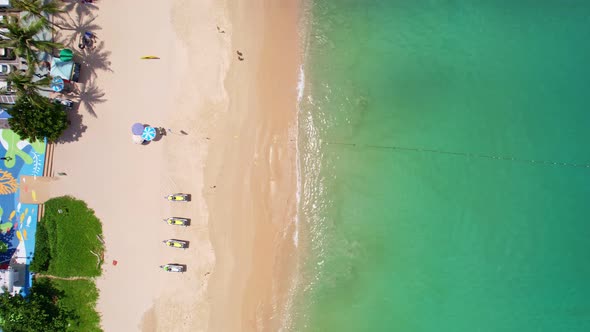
(0, 16, 63, 74)
(4, 71, 52, 107)
(9, 0, 65, 30)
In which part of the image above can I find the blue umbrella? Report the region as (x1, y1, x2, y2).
(131, 123, 144, 135)
(141, 126, 157, 141)
(50, 76, 64, 92)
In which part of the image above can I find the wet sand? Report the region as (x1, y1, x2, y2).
(206, 1, 301, 331)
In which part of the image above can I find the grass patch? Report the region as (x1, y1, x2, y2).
(52, 279, 102, 332)
(31, 196, 104, 277)
(28, 196, 105, 331)
(29, 220, 49, 271)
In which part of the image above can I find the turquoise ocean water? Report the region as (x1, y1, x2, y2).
(293, 1, 590, 331)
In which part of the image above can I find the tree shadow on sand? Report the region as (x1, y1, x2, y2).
(60, 0, 100, 18)
(54, 13, 101, 47)
(77, 40, 113, 81)
(57, 108, 88, 144)
(77, 79, 106, 117)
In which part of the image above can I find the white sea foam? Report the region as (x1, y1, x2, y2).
(293, 64, 305, 249)
(297, 65, 305, 104)
(277, 4, 322, 329)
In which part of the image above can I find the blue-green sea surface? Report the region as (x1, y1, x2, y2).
(293, 1, 590, 331)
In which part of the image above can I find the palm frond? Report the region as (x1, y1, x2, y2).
(11, 0, 64, 15)
(6, 70, 52, 98)
(11, 0, 65, 31)
(0, 14, 64, 59)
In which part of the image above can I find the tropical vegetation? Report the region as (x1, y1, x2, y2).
(51, 279, 102, 332)
(1, 197, 104, 331)
(0, 3, 100, 330)
(0, 15, 61, 75)
(0, 0, 69, 142)
(5, 71, 52, 99)
(30, 196, 104, 277)
(0, 278, 72, 332)
(7, 95, 68, 142)
(24, 196, 105, 332)
(9, 0, 65, 31)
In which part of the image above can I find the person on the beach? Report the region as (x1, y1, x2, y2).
(85, 31, 97, 41)
(80, 32, 96, 50)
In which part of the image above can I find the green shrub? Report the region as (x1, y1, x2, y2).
(53, 279, 101, 332)
(36, 196, 104, 277)
(26, 196, 105, 331)
(7, 95, 69, 143)
(0, 278, 72, 332)
(30, 222, 50, 272)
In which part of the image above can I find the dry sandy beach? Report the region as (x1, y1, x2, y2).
(47, 0, 301, 331)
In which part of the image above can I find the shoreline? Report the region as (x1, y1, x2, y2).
(206, 0, 303, 330)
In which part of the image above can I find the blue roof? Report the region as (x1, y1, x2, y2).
(0, 109, 11, 119)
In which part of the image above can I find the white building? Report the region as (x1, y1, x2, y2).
(0, 264, 27, 295)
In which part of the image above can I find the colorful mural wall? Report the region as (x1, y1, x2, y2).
(0, 128, 46, 294)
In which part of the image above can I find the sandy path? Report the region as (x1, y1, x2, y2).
(34, 275, 92, 281)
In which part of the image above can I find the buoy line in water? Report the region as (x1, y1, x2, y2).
(326, 142, 590, 169)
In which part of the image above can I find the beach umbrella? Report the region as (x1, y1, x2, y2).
(141, 126, 157, 141)
(131, 135, 144, 144)
(131, 123, 144, 135)
(50, 76, 64, 92)
(59, 49, 74, 62)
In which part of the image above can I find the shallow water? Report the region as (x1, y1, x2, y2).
(293, 1, 590, 331)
